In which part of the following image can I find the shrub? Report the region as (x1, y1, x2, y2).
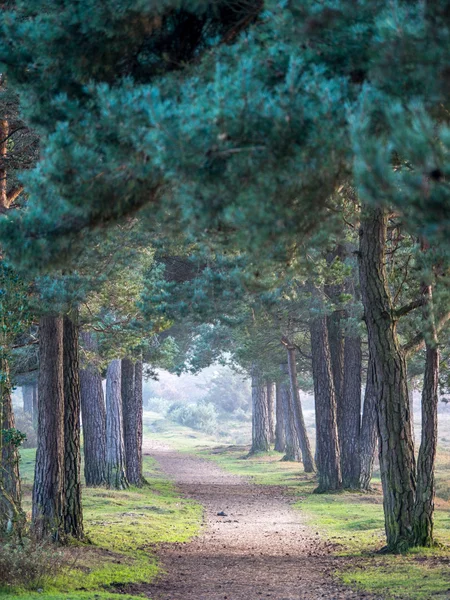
(146, 396, 171, 415)
(13, 410, 37, 449)
(167, 401, 218, 434)
(0, 538, 66, 590)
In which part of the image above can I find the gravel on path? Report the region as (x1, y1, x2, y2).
(138, 440, 382, 600)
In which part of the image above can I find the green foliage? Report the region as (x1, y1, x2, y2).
(167, 400, 218, 434)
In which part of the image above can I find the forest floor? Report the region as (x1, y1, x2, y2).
(136, 439, 382, 600)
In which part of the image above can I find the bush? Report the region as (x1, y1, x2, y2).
(0, 538, 66, 590)
(13, 410, 37, 449)
(145, 396, 171, 415)
(167, 401, 218, 434)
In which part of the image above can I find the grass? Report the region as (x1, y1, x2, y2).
(144, 415, 450, 600)
(2, 450, 202, 600)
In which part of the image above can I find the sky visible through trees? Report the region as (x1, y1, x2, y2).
(1, 1, 450, 599)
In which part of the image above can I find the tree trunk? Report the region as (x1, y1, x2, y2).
(0, 360, 24, 537)
(327, 312, 345, 443)
(122, 359, 143, 486)
(266, 382, 275, 445)
(341, 335, 362, 488)
(274, 382, 286, 453)
(413, 284, 439, 547)
(359, 204, 416, 552)
(310, 314, 341, 492)
(286, 345, 315, 472)
(32, 382, 38, 430)
(62, 314, 83, 540)
(250, 364, 270, 454)
(279, 373, 301, 461)
(359, 351, 378, 491)
(33, 315, 65, 541)
(22, 385, 33, 416)
(105, 359, 128, 489)
(79, 331, 107, 487)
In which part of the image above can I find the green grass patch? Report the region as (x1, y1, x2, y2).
(342, 558, 450, 599)
(3, 452, 202, 600)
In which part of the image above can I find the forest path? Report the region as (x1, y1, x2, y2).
(140, 440, 381, 600)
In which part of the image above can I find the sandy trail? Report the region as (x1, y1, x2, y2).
(140, 440, 381, 600)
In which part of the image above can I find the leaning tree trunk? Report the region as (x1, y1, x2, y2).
(266, 382, 275, 445)
(79, 331, 107, 487)
(32, 382, 38, 430)
(274, 382, 286, 453)
(341, 335, 362, 488)
(62, 314, 84, 540)
(285, 344, 315, 472)
(359, 204, 416, 552)
(359, 351, 378, 491)
(122, 359, 143, 486)
(250, 364, 270, 454)
(106, 359, 128, 489)
(22, 385, 33, 416)
(33, 315, 65, 541)
(310, 314, 341, 492)
(413, 284, 439, 547)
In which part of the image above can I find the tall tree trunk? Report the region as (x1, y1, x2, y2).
(105, 359, 128, 489)
(32, 382, 38, 430)
(279, 371, 301, 461)
(122, 359, 143, 486)
(79, 331, 107, 487)
(341, 335, 362, 488)
(285, 344, 315, 472)
(33, 315, 65, 541)
(413, 284, 439, 547)
(22, 385, 33, 416)
(0, 360, 24, 537)
(359, 204, 416, 552)
(359, 351, 378, 491)
(266, 382, 275, 445)
(274, 382, 286, 453)
(250, 364, 270, 454)
(62, 314, 83, 540)
(310, 314, 341, 492)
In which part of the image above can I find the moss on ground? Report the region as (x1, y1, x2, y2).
(2, 452, 202, 600)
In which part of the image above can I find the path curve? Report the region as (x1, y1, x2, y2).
(141, 440, 381, 600)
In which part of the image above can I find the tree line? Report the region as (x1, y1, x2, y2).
(0, 0, 449, 557)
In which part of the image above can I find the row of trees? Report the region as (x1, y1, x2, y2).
(0, 0, 449, 557)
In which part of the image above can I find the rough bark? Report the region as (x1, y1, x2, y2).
(22, 385, 33, 415)
(359, 205, 416, 551)
(79, 331, 107, 487)
(341, 335, 362, 488)
(359, 351, 378, 491)
(105, 359, 128, 489)
(32, 315, 65, 541)
(266, 382, 275, 445)
(122, 359, 143, 486)
(274, 382, 286, 453)
(286, 345, 315, 472)
(310, 314, 341, 492)
(413, 284, 439, 547)
(250, 364, 270, 454)
(62, 314, 84, 540)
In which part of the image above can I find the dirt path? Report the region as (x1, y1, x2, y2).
(141, 441, 381, 600)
